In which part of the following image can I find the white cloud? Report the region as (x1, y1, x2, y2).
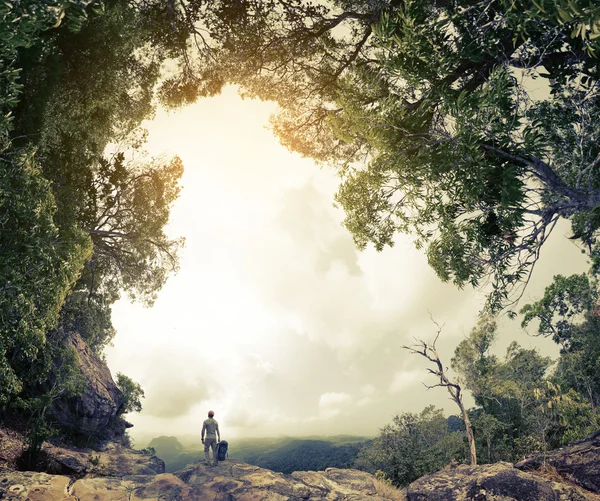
(249, 353, 274, 375)
(105, 88, 584, 442)
(389, 370, 423, 394)
(142, 379, 208, 418)
(360, 384, 376, 396)
(319, 392, 352, 408)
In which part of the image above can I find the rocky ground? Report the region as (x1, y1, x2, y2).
(1, 427, 599, 500)
(0, 459, 404, 500)
(408, 462, 600, 501)
(0, 333, 407, 499)
(0, 428, 22, 471)
(408, 429, 600, 501)
(0, 427, 163, 478)
(516, 429, 600, 495)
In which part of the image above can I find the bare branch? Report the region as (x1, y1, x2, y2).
(404, 321, 477, 465)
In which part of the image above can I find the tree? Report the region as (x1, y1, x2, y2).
(12, 0, 186, 308)
(14, 0, 164, 149)
(450, 316, 499, 400)
(78, 152, 185, 306)
(520, 274, 598, 348)
(471, 411, 506, 464)
(521, 272, 600, 408)
(404, 320, 477, 465)
(355, 406, 466, 487)
(55, 291, 116, 356)
(547, 386, 600, 445)
(17, 337, 86, 469)
(0, 147, 91, 407)
(451, 317, 570, 458)
(164, 0, 600, 310)
(1, 0, 184, 432)
(553, 319, 600, 409)
(497, 342, 554, 422)
(0, 0, 100, 142)
(116, 372, 144, 414)
(452, 320, 554, 413)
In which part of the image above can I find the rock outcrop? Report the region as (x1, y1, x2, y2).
(406, 428, 600, 500)
(516, 428, 600, 494)
(406, 462, 594, 501)
(3, 427, 600, 501)
(41, 442, 165, 477)
(50, 332, 129, 443)
(0, 459, 401, 500)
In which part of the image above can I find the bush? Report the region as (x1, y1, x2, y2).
(355, 406, 467, 487)
(116, 373, 144, 414)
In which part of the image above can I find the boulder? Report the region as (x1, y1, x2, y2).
(50, 332, 128, 443)
(406, 462, 593, 501)
(94, 443, 165, 476)
(41, 442, 165, 477)
(516, 429, 600, 494)
(0, 459, 401, 500)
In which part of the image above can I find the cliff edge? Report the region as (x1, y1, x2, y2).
(407, 428, 600, 501)
(2, 428, 600, 500)
(49, 332, 130, 444)
(0, 459, 402, 500)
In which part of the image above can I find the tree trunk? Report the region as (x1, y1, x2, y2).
(404, 328, 479, 466)
(456, 395, 477, 465)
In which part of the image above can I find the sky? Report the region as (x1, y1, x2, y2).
(105, 85, 588, 447)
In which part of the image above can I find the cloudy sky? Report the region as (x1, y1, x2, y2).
(105, 86, 588, 447)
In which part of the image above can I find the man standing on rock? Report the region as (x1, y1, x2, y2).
(201, 410, 220, 466)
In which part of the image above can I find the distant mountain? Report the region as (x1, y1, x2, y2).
(147, 436, 185, 465)
(233, 438, 371, 474)
(162, 450, 206, 472)
(144, 435, 372, 473)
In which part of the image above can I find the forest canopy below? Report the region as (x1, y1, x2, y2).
(1, 0, 600, 480)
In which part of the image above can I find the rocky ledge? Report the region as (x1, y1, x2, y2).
(407, 461, 595, 501)
(2, 429, 599, 500)
(407, 428, 600, 501)
(0, 428, 164, 477)
(516, 428, 600, 494)
(49, 332, 129, 444)
(40, 442, 165, 477)
(0, 460, 401, 500)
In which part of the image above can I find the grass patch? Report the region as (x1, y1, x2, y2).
(373, 477, 407, 501)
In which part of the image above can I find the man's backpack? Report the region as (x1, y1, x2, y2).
(217, 440, 228, 461)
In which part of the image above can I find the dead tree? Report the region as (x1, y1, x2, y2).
(404, 320, 477, 466)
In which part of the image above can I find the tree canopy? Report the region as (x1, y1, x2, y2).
(355, 406, 466, 486)
(161, 0, 600, 310)
(116, 372, 145, 414)
(78, 152, 184, 306)
(1, 0, 184, 412)
(520, 273, 600, 408)
(3, 0, 600, 476)
(451, 312, 599, 457)
(0, 149, 91, 405)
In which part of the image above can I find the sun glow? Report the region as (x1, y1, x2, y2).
(104, 86, 585, 446)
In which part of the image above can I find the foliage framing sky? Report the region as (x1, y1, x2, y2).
(105, 86, 587, 446)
